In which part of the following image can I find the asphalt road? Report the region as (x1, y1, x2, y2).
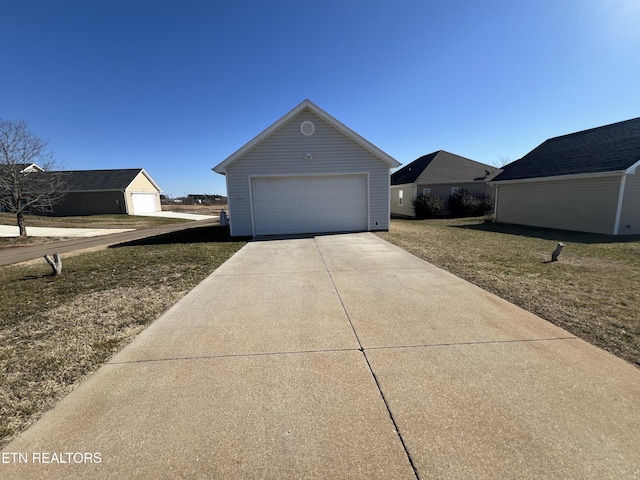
(0, 218, 218, 267)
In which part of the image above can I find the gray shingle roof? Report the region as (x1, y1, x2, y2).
(391, 150, 501, 185)
(493, 117, 640, 182)
(48, 169, 145, 191)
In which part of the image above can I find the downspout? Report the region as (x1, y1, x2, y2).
(224, 174, 233, 236)
(613, 174, 627, 235)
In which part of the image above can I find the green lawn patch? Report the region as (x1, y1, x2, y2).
(0, 225, 246, 447)
(377, 218, 640, 368)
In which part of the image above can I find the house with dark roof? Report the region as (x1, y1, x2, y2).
(390, 150, 502, 217)
(49, 168, 162, 216)
(492, 117, 640, 235)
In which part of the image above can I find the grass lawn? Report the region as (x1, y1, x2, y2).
(377, 218, 640, 368)
(0, 212, 188, 229)
(0, 213, 190, 249)
(0, 225, 246, 447)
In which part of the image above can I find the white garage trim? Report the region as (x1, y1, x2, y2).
(130, 192, 158, 214)
(249, 173, 369, 236)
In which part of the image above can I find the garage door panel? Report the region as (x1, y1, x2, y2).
(131, 193, 158, 214)
(251, 175, 367, 236)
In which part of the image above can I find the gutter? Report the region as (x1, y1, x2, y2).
(490, 170, 626, 186)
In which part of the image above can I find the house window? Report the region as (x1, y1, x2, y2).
(422, 188, 431, 196)
(398, 189, 403, 206)
(451, 187, 460, 195)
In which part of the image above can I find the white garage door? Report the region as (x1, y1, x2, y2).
(251, 175, 368, 236)
(131, 193, 158, 214)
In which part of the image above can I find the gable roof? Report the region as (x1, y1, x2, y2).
(213, 99, 400, 174)
(493, 117, 640, 182)
(47, 169, 161, 192)
(391, 150, 501, 185)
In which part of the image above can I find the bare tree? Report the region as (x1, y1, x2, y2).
(0, 120, 67, 237)
(492, 156, 511, 168)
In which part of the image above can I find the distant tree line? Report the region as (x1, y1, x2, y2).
(161, 194, 227, 205)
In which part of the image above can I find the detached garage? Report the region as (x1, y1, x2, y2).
(47, 168, 162, 216)
(213, 100, 400, 237)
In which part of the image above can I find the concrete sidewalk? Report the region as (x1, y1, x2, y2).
(1, 233, 639, 479)
(0, 225, 134, 238)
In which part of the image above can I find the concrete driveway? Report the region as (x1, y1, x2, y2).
(134, 211, 217, 221)
(1, 233, 639, 479)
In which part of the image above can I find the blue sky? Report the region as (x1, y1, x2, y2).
(2, 0, 639, 198)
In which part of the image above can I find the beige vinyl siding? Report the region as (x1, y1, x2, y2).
(226, 110, 391, 236)
(125, 172, 161, 213)
(495, 175, 621, 234)
(127, 172, 158, 192)
(619, 172, 640, 234)
(390, 184, 416, 218)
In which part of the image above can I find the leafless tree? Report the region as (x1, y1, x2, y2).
(492, 156, 511, 168)
(0, 119, 67, 237)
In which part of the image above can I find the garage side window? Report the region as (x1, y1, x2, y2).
(398, 189, 403, 206)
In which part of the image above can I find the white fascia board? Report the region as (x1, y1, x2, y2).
(134, 169, 163, 192)
(213, 100, 400, 174)
(20, 163, 44, 173)
(490, 170, 626, 186)
(625, 159, 640, 174)
(390, 183, 415, 189)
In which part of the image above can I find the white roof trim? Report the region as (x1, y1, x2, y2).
(213, 99, 400, 174)
(491, 170, 626, 185)
(128, 169, 163, 193)
(20, 163, 44, 173)
(625, 159, 640, 174)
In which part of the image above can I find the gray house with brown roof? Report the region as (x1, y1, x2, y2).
(390, 150, 502, 217)
(49, 169, 162, 216)
(492, 117, 640, 235)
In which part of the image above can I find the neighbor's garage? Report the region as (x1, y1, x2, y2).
(251, 175, 368, 235)
(130, 192, 159, 214)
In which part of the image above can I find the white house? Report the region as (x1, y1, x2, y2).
(213, 100, 400, 236)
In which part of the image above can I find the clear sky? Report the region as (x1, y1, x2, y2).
(2, 0, 639, 198)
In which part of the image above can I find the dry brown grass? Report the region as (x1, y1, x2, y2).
(377, 218, 640, 367)
(162, 204, 228, 215)
(0, 213, 189, 249)
(0, 225, 246, 446)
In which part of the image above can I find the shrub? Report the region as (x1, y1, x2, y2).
(449, 189, 494, 217)
(412, 193, 443, 219)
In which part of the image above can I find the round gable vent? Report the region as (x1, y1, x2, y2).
(300, 120, 315, 136)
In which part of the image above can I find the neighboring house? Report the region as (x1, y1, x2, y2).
(390, 150, 502, 217)
(49, 168, 162, 216)
(492, 117, 640, 235)
(213, 99, 400, 236)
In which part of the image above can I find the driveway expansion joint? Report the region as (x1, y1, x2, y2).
(364, 336, 579, 351)
(314, 237, 421, 480)
(107, 347, 361, 365)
